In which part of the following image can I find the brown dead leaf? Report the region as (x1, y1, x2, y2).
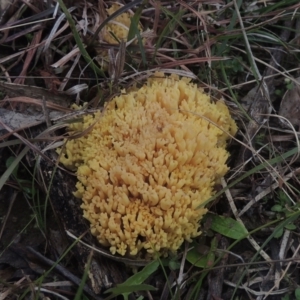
(0, 81, 71, 106)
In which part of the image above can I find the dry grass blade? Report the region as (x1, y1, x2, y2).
(0, 7, 55, 32)
(90, 0, 143, 44)
(108, 39, 126, 83)
(43, 6, 76, 52)
(0, 121, 54, 163)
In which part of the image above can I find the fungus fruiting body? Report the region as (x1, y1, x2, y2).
(59, 73, 237, 258)
(97, 4, 143, 70)
(103, 4, 142, 44)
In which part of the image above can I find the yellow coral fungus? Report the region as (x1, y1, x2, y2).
(103, 4, 142, 44)
(59, 73, 237, 258)
(97, 4, 143, 70)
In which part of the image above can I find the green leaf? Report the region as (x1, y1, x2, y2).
(168, 259, 180, 271)
(274, 227, 283, 238)
(271, 204, 283, 212)
(186, 240, 216, 268)
(285, 223, 297, 231)
(186, 248, 211, 268)
(104, 261, 159, 299)
(295, 288, 300, 300)
(122, 260, 159, 286)
(210, 215, 248, 240)
(273, 214, 299, 239)
(277, 190, 291, 204)
(287, 82, 294, 90)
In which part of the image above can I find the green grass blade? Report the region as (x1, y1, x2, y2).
(127, 2, 143, 42)
(74, 252, 92, 300)
(152, 8, 186, 63)
(56, 0, 105, 77)
(0, 146, 29, 191)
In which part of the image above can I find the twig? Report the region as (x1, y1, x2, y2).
(26, 246, 103, 300)
(66, 230, 151, 266)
